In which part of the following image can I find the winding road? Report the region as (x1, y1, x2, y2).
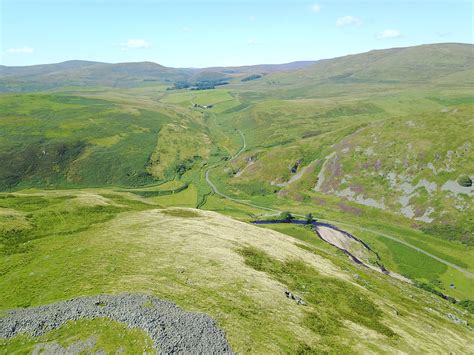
(203, 130, 474, 279)
(205, 130, 281, 213)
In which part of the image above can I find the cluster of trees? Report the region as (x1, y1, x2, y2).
(173, 81, 191, 89)
(174, 156, 202, 177)
(279, 211, 315, 224)
(191, 80, 229, 90)
(241, 74, 262, 82)
(167, 79, 229, 91)
(457, 175, 472, 187)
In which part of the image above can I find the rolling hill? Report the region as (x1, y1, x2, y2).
(1, 43, 473, 352)
(0, 59, 318, 92)
(282, 43, 473, 84)
(213, 43, 473, 242)
(1, 191, 472, 352)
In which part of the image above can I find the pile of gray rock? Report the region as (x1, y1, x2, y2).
(0, 293, 233, 354)
(285, 291, 306, 306)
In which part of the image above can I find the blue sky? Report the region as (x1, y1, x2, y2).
(1, 0, 472, 67)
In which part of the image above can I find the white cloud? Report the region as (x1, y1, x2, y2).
(248, 15, 256, 21)
(120, 39, 150, 50)
(181, 26, 192, 32)
(311, 3, 321, 13)
(336, 16, 362, 27)
(247, 39, 258, 46)
(376, 29, 402, 40)
(5, 46, 34, 54)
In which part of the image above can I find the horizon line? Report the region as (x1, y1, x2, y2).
(1, 42, 471, 69)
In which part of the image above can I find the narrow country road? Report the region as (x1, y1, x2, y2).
(204, 130, 474, 279)
(205, 130, 281, 213)
(233, 130, 247, 158)
(326, 220, 474, 278)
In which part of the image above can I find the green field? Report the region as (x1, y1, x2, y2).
(1, 43, 473, 352)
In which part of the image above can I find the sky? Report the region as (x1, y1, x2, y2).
(1, 0, 472, 67)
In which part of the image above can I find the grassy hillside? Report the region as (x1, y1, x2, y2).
(1, 190, 473, 352)
(0, 43, 473, 352)
(210, 44, 473, 244)
(0, 61, 192, 91)
(0, 91, 216, 189)
(263, 43, 474, 87)
(314, 105, 473, 242)
(0, 94, 159, 188)
(0, 59, 318, 92)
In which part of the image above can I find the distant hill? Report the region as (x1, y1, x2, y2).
(204, 60, 318, 74)
(0, 60, 102, 77)
(277, 43, 474, 85)
(0, 61, 193, 91)
(3, 43, 471, 92)
(1, 43, 471, 92)
(0, 59, 317, 92)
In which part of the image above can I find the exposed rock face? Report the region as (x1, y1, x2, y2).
(0, 293, 233, 354)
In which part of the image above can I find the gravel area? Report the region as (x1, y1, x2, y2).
(0, 293, 233, 354)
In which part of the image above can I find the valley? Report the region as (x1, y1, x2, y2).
(0, 43, 473, 352)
